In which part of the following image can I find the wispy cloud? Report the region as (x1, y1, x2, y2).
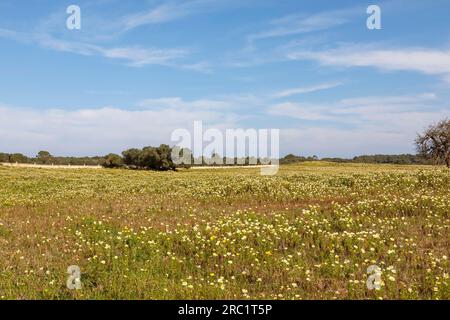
(1, 0, 219, 72)
(0, 27, 197, 69)
(33, 0, 244, 42)
(287, 44, 450, 81)
(121, 0, 215, 31)
(272, 82, 343, 98)
(0, 28, 32, 43)
(249, 7, 360, 42)
(138, 97, 232, 110)
(138, 94, 263, 111)
(100, 46, 189, 67)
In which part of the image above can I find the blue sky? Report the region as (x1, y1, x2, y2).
(0, 0, 449, 157)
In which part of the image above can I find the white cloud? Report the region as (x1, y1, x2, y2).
(279, 107, 449, 158)
(0, 104, 236, 156)
(278, 94, 448, 157)
(272, 82, 343, 98)
(287, 44, 450, 80)
(280, 127, 412, 158)
(138, 95, 264, 113)
(1, 92, 448, 158)
(268, 93, 444, 122)
(268, 93, 449, 156)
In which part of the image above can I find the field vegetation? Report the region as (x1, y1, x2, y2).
(0, 162, 448, 299)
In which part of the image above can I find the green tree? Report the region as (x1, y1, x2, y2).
(139, 147, 160, 169)
(157, 144, 175, 171)
(103, 154, 124, 168)
(122, 148, 141, 167)
(0, 153, 10, 163)
(9, 153, 29, 163)
(36, 151, 53, 164)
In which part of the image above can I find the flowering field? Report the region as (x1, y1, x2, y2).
(0, 163, 448, 300)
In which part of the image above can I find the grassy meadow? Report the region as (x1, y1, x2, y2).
(0, 162, 448, 300)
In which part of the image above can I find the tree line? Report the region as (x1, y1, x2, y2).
(0, 150, 436, 168)
(280, 154, 434, 165)
(0, 151, 106, 166)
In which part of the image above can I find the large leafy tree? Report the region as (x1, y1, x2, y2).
(122, 148, 141, 167)
(36, 150, 53, 164)
(157, 144, 175, 171)
(416, 119, 450, 168)
(103, 154, 124, 168)
(139, 147, 160, 169)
